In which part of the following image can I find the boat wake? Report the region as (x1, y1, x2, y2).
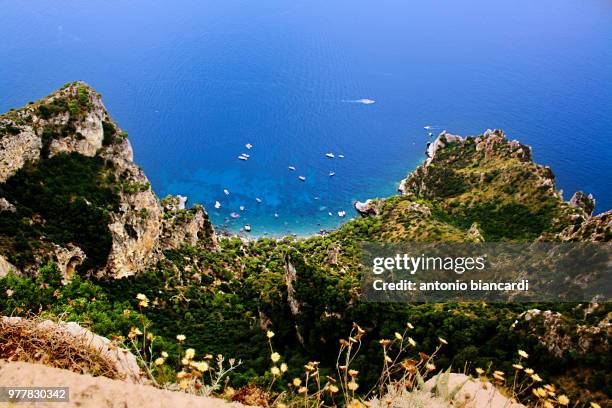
(342, 98, 376, 105)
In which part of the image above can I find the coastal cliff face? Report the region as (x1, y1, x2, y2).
(0, 82, 216, 279)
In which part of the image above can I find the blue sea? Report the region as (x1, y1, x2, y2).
(1, 1, 611, 236)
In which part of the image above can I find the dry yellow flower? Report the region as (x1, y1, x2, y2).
(267, 330, 275, 339)
(154, 357, 165, 366)
(328, 384, 339, 394)
(176, 334, 186, 342)
(271, 366, 281, 376)
(557, 395, 569, 406)
(348, 381, 359, 391)
(298, 387, 308, 394)
(518, 350, 529, 359)
(271, 352, 281, 363)
(438, 337, 448, 345)
(394, 332, 403, 340)
(293, 378, 302, 387)
(280, 363, 288, 372)
(408, 337, 417, 347)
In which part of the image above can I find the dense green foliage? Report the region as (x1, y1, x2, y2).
(0, 153, 119, 270)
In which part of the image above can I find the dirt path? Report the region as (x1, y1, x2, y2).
(0, 361, 251, 408)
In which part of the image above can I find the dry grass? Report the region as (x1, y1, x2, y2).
(0, 316, 120, 379)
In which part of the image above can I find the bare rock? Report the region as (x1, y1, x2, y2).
(0, 197, 16, 213)
(354, 199, 383, 216)
(0, 255, 19, 277)
(53, 244, 86, 282)
(569, 191, 596, 216)
(0, 127, 41, 182)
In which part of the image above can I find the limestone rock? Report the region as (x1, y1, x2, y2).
(53, 244, 86, 283)
(0, 255, 19, 277)
(569, 191, 595, 216)
(0, 127, 41, 182)
(0, 197, 16, 213)
(354, 199, 383, 216)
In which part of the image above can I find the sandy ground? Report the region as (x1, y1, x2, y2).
(0, 361, 251, 408)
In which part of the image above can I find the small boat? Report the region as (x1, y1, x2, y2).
(424, 125, 433, 130)
(239, 205, 245, 211)
(288, 166, 296, 171)
(214, 201, 221, 209)
(244, 224, 251, 232)
(326, 153, 335, 158)
(224, 189, 230, 195)
(338, 154, 345, 158)
(357, 98, 376, 105)
(238, 154, 249, 161)
(314, 197, 319, 200)
(245, 143, 253, 150)
(329, 171, 335, 177)
(274, 213, 279, 218)
(428, 132, 434, 137)
(328, 212, 333, 216)
(338, 211, 346, 217)
(298, 176, 306, 181)
(230, 212, 240, 219)
(255, 197, 262, 203)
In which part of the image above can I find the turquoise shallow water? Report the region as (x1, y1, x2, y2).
(1, 1, 611, 236)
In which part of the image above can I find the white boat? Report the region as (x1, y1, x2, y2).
(239, 205, 245, 211)
(288, 166, 296, 171)
(255, 197, 262, 203)
(230, 212, 240, 219)
(338, 211, 346, 217)
(214, 201, 221, 209)
(224, 189, 230, 195)
(424, 125, 433, 130)
(244, 224, 251, 232)
(245, 143, 253, 150)
(326, 153, 335, 158)
(338, 154, 345, 158)
(298, 176, 306, 181)
(238, 154, 249, 161)
(329, 172, 335, 177)
(274, 213, 279, 218)
(328, 212, 333, 216)
(357, 99, 375, 105)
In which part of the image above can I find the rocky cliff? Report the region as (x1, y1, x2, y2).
(0, 82, 216, 279)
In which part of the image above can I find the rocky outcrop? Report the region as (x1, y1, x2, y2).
(569, 191, 595, 216)
(515, 309, 610, 358)
(555, 210, 612, 242)
(0, 82, 217, 280)
(53, 244, 86, 282)
(0, 126, 41, 182)
(354, 199, 384, 216)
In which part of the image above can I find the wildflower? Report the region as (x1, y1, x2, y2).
(192, 361, 209, 372)
(339, 339, 350, 347)
(438, 337, 448, 345)
(176, 371, 188, 379)
(589, 403, 601, 408)
(543, 401, 554, 408)
(493, 371, 504, 377)
(185, 348, 195, 360)
(379, 339, 391, 346)
(518, 350, 529, 359)
(557, 395, 569, 406)
(267, 330, 275, 339)
(176, 334, 186, 342)
(384, 355, 392, 363)
(512, 364, 523, 370)
(348, 369, 359, 377)
(161, 351, 169, 358)
(293, 378, 302, 387)
(136, 293, 149, 307)
(204, 354, 213, 359)
(425, 363, 436, 371)
(353, 322, 365, 334)
(394, 332, 403, 340)
(179, 380, 189, 390)
(298, 386, 308, 394)
(271, 352, 281, 363)
(348, 381, 359, 391)
(407, 337, 417, 347)
(475, 368, 484, 375)
(532, 388, 546, 398)
(524, 368, 534, 375)
(493, 371, 504, 381)
(128, 326, 142, 339)
(280, 363, 288, 373)
(328, 384, 339, 394)
(271, 366, 281, 376)
(531, 374, 543, 382)
(146, 333, 154, 341)
(6, 289, 14, 297)
(122, 309, 130, 317)
(181, 358, 190, 366)
(406, 322, 414, 329)
(154, 357, 165, 366)
(304, 363, 315, 372)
